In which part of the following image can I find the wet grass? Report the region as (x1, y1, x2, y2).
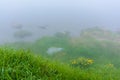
(0, 47, 119, 80)
(2, 28, 120, 79)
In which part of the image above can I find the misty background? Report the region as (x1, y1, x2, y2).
(0, 0, 120, 44)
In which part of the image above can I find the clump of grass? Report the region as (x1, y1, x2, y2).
(0, 47, 120, 80)
(0, 48, 93, 80)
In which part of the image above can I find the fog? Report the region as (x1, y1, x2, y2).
(0, 0, 120, 43)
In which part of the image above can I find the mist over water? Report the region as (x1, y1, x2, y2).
(0, 0, 120, 44)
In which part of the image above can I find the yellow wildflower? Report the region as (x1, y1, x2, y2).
(87, 59, 94, 64)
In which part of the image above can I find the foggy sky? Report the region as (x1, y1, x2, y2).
(0, 0, 120, 43)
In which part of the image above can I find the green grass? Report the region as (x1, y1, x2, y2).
(0, 48, 120, 80)
(0, 48, 94, 80)
(2, 28, 120, 79)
